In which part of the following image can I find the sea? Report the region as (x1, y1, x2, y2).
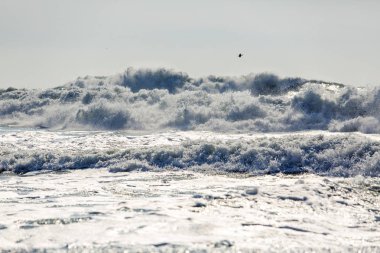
(0, 69, 379, 252)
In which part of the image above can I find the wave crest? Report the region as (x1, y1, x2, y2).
(1, 133, 379, 177)
(1, 68, 380, 134)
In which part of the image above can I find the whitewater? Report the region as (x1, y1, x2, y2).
(0, 68, 379, 252)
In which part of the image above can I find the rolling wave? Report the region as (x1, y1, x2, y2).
(0, 68, 379, 133)
(1, 133, 379, 177)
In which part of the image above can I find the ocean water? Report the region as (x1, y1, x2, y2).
(1, 68, 380, 134)
(0, 69, 379, 252)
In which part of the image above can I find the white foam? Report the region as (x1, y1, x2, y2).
(1, 129, 380, 177)
(0, 169, 378, 251)
(1, 68, 379, 134)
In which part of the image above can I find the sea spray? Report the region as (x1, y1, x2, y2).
(0, 68, 379, 133)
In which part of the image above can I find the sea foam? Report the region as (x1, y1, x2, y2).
(1, 68, 379, 133)
(1, 131, 379, 177)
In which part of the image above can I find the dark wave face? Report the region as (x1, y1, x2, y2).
(0, 68, 378, 133)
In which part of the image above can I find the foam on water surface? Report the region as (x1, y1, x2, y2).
(1, 69, 380, 251)
(0, 169, 379, 252)
(1, 129, 380, 177)
(0, 128, 379, 252)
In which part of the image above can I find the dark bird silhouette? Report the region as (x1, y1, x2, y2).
(238, 53, 243, 58)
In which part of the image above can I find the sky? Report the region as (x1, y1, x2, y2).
(1, 0, 380, 89)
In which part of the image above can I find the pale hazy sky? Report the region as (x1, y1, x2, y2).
(1, 0, 380, 89)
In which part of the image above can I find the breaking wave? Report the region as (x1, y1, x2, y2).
(1, 133, 379, 177)
(1, 67, 379, 134)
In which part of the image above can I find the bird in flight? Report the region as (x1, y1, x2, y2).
(238, 53, 243, 58)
